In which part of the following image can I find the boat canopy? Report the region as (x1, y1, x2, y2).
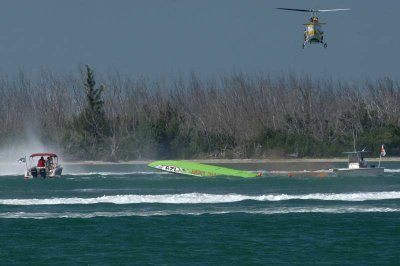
(343, 150, 370, 154)
(30, 153, 58, 157)
(343, 150, 370, 165)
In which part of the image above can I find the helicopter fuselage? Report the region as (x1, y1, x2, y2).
(303, 17, 327, 48)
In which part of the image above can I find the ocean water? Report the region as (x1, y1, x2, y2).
(1, 162, 400, 265)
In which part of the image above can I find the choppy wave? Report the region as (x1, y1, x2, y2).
(1, 169, 400, 177)
(1, 191, 400, 205)
(0, 171, 169, 177)
(0, 173, 21, 177)
(1, 206, 399, 219)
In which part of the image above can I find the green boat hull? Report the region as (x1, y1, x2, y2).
(148, 160, 258, 178)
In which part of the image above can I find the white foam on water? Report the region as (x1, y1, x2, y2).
(1, 206, 399, 219)
(1, 191, 400, 205)
(384, 169, 400, 173)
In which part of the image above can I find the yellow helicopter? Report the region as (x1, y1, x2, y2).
(277, 8, 350, 49)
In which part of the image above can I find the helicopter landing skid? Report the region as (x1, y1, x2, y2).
(302, 41, 328, 49)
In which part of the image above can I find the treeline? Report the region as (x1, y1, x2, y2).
(1, 67, 400, 160)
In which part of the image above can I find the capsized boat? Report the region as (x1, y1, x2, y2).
(22, 153, 63, 179)
(148, 160, 260, 178)
(332, 150, 384, 176)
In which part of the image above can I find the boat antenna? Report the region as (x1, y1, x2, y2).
(352, 129, 357, 151)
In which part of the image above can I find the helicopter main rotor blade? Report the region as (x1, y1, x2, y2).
(317, 9, 351, 12)
(276, 8, 313, 12)
(277, 8, 351, 13)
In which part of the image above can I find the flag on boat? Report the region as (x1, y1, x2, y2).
(18, 157, 26, 164)
(380, 144, 386, 157)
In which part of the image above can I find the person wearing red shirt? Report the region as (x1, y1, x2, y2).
(37, 157, 45, 167)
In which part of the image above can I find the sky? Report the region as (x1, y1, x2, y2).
(0, 0, 399, 81)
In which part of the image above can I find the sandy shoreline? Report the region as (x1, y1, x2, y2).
(61, 157, 400, 165)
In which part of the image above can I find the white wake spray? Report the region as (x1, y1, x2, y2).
(1, 191, 400, 205)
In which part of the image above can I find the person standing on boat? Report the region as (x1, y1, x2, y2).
(45, 156, 53, 170)
(359, 157, 368, 168)
(37, 156, 45, 167)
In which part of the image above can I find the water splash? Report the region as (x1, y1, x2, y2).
(1, 191, 400, 205)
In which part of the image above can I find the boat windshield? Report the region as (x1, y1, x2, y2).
(348, 153, 360, 163)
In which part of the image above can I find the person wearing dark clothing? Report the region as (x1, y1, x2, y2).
(359, 157, 368, 168)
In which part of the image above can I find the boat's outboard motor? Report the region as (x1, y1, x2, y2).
(30, 167, 38, 178)
(39, 168, 46, 178)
